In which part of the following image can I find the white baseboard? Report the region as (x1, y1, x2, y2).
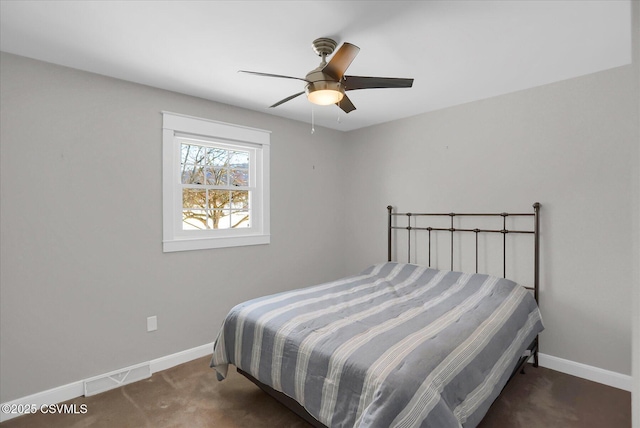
(0, 346, 630, 423)
(538, 353, 632, 392)
(149, 342, 213, 373)
(0, 380, 85, 423)
(0, 342, 214, 423)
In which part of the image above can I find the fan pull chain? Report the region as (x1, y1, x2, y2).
(311, 107, 315, 134)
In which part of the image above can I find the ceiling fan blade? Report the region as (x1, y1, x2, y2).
(322, 43, 360, 81)
(270, 91, 305, 108)
(239, 70, 309, 82)
(336, 94, 356, 113)
(343, 75, 414, 91)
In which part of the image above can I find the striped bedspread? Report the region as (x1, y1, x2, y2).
(211, 262, 544, 428)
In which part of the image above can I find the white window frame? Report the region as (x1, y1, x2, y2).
(162, 112, 270, 252)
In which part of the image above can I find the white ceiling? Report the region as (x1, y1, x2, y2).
(0, 1, 632, 132)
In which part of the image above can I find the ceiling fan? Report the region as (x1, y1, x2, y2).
(239, 38, 414, 113)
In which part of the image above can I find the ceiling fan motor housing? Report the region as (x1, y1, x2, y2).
(311, 37, 337, 57)
(304, 62, 345, 106)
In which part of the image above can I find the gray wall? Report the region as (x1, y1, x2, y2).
(342, 64, 639, 376)
(0, 52, 350, 402)
(1, 46, 638, 404)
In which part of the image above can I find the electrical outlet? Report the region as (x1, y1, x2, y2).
(147, 316, 157, 332)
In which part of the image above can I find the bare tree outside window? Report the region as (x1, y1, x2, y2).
(180, 143, 250, 230)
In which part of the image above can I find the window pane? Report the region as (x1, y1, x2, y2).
(208, 190, 230, 210)
(181, 169, 193, 184)
(230, 169, 248, 186)
(230, 210, 250, 228)
(210, 209, 231, 229)
(229, 150, 249, 168)
(231, 190, 250, 228)
(181, 165, 205, 184)
(183, 189, 206, 208)
(182, 209, 208, 230)
(206, 167, 227, 186)
(181, 144, 207, 165)
(208, 148, 228, 166)
(231, 190, 249, 210)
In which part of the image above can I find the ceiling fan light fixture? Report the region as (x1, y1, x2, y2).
(308, 89, 344, 105)
(241, 38, 413, 113)
(305, 81, 344, 106)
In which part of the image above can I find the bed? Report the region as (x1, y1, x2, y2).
(211, 203, 543, 428)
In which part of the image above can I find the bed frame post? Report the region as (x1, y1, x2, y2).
(533, 202, 540, 304)
(387, 205, 393, 262)
(533, 202, 541, 368)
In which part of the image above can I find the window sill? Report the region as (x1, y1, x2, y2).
(163, 234, 270, 253)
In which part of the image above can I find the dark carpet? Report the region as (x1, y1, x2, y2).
(0, 356, 630, 428)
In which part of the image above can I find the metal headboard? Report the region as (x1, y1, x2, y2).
(387, 203, 540, 303)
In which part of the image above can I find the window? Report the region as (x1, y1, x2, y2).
(162, 112, 270, 252)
